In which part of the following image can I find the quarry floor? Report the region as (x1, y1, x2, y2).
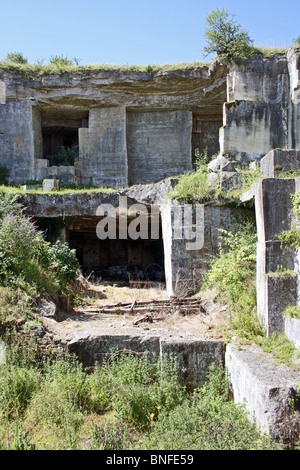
(43, 282, 229, 344)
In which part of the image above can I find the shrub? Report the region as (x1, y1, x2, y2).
(293, 36, 300, 46)
(5, 52, 28, 64)
(203, 221, 264, 339)
(55, 146, 78, 166)
(25, 357, 87, 438)
(0, 192, 80, 294)
(169, 169, 215, 204)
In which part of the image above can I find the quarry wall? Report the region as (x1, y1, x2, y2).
(1, 49, 299, 187)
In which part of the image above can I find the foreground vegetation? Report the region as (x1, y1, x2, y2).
(0, 177, 299, 450)
(0, 350, 283, 450)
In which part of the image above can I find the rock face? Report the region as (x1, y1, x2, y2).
(1, 50, 300, 186)
(0, 62, 228, 186)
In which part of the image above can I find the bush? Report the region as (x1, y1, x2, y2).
(143, 364, 282, 450)
(0, 192, 80, 294)
(55, 146, 78, 166)
(5, 52, 28, 64)
(25, 357, 88, 439)
(203, 221, 264, 339)
(88, 419, 133, 450)
(49, 55, 77, 67)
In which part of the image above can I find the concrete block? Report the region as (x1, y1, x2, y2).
(225, 343, 300, 440)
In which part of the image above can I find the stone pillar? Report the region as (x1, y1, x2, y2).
(253, 178, 297, 335)
(77, 106, 127, 188)
(161, 200, 254, 297)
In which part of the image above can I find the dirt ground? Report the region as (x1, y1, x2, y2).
(48, 280, 230, 342)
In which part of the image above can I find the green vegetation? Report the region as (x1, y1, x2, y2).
(54, 145, 79, 166)
(279, 190, 300, 248)
(293, 36, 300, 46)
(203, 8, 254, 62)
(285, 305, 300, 320)
(257, 333, 300, 367)
(4, 52, 28, 64)
(0, 351, 282, 450)
(0, 57, 209, 79)
(49, 55, 81, 67)
(0, 191, 79, 298)
(202, 221, 264, 341)
(169, 151, 263, 205)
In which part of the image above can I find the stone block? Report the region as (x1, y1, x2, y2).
(42, 179, 59, 192)
(253, 178, 295, 243)
(67, 333, 161, 368)
(285, 317, 300, 350)
(225, 343, 300, 440)
(160, 338, 225, 388)
(265, 274, 297, 335)
(260, 149, 300, 177)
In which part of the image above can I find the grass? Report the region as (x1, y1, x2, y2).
(0, 183, 116, 196)
(0, 60, 210, 79)
(0, 351, 284, 450)
(1, 44, 298, 79)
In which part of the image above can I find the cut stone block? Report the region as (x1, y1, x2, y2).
(252, 178, 295, 243)
(160, 338, 225, 388)
(285, 317, 300, 350)
(260, 149, 300, 177)
(225, 343, 300, 440)
(42, 179, 59, 192)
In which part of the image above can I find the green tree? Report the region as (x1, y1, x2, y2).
(293, 36, 300, 46)
(5, 52, 28, 64)
(203, 8, 253, 61)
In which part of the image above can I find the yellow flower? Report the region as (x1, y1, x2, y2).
(156, 406, 161, 411)
(150, 413, 155, 419)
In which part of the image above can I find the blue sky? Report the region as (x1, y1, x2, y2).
(0, 0, 299, 65)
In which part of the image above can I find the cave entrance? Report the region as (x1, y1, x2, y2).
(67, 215, 165, 285)
(41, 110, 89, 167)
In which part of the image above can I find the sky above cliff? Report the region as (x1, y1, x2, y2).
(1, 0, 299, 66)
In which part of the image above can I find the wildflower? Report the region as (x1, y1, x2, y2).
(150, 413, 155, 420)
(156, 406, 161, 411)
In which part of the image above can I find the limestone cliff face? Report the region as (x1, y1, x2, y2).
(0, 50, 299, 186)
